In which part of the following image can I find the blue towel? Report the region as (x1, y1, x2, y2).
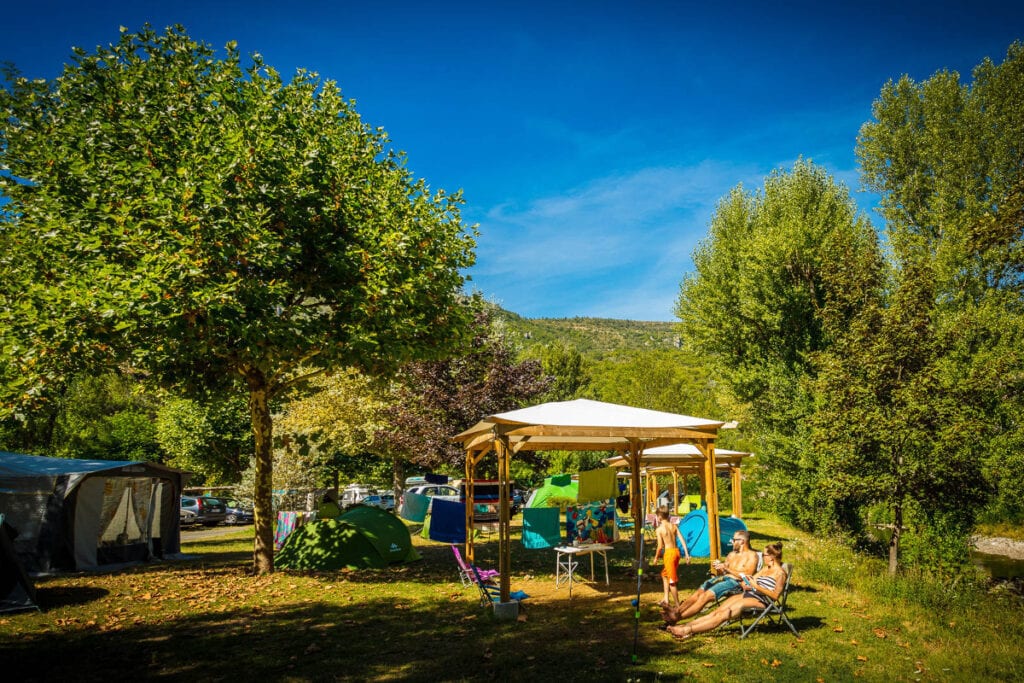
(510, 590, 529, 601)
(521, 507, 561, 549)
(399, 491, 430, 523)
(429, 497, 467, 544)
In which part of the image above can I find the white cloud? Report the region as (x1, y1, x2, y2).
(465, 160, 764, 320)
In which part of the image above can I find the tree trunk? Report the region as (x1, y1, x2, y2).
(247, 370, 275, 575)
(888, 500, 902, 576)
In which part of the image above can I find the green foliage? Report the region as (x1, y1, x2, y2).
(0, 25, 476, 573)
(852, 42, 1024, 569)
(50, 372, 162, 462)
(519, 341, 591, 402)
(497, 309, 680, 355)
(156, 394, 250, 483)
(676, 159, 884, 535)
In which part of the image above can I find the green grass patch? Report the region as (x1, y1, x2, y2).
(2, 516, 1022, 681)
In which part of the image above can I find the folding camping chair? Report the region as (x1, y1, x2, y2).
(471, 566, 529, 609)
(451, 544, 499, 588)
(615, 514, 636, 542)
(738, 562, 799, 639)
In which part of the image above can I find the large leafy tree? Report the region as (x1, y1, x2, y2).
(857, 42, 1024, 537)
(676, 160, 884, 526)
(0, 26, 475, 573)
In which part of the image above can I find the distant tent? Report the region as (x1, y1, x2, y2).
(525, 475, 578, 509)
(0, 514, 38, 613)
(276, 504, 420, 570)
(677, 508, 748, 558)
(0, 452, 188, 572)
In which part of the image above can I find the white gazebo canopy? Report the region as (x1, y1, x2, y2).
(452, 398, 728, 602)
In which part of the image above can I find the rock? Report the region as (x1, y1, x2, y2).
(970, 535, 1024, 561)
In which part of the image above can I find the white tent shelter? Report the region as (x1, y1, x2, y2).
(453, 399, 726, 602)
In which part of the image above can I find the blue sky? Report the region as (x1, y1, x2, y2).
(6, 1, 1024, 321)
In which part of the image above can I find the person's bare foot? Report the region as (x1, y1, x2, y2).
(661, 606, 680, 625)
(667, 625, 693, 640)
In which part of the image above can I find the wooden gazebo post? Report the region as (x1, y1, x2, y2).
(628, 439, 644, 569)
(495, 433, 512, 603)
(730, 466, 743, 518)
(697, 440, 721, 563)
(671, 470, 679, 515)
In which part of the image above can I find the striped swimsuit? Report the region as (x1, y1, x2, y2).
(742, 575, 777, 607)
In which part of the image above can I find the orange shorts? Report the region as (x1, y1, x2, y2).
(661, 547, 680, 584)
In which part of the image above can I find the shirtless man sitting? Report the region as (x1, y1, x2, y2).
(661, 529, 759, 624)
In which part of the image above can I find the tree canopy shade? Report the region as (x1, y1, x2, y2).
(0, 26, 476, 573)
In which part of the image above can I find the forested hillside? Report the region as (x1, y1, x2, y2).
(495, 309, 679, 356)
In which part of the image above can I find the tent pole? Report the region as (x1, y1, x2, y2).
(672, 470, 679, 516)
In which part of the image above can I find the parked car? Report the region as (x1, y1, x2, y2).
(180, 495, 227, 526)
(179, 508, 199, 527)
(400, 484, 459, 513)
(222, 499, 254, 525)
(359, 493, 396, 512)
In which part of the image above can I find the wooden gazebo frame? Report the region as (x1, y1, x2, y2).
(452, 399, 726, 602)
(604, 446, 752, 520)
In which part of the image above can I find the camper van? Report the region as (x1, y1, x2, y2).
(340, 484, 375, 507)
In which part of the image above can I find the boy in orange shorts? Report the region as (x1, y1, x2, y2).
(653, 508, 690, 607)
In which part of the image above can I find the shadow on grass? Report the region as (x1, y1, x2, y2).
(34, 585, 109, 609)
(2, 589, 677, 682)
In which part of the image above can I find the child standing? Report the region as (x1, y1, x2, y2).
(653, 508, 691, 607)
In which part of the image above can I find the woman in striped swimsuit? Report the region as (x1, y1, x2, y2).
(666, 542, 787, 641)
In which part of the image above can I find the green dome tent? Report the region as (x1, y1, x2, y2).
(525, 474, 578, 509)
(276, 504, 420, 570)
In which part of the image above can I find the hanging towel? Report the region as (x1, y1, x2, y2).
(399, 492, 430, 523)
(429, 498, 467, 544)
(274, 511, 299, 551)
(577, 467, 617, 503)
(521, 507, 561, 549)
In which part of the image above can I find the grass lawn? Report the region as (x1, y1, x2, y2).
(2, 513, 1022, 682)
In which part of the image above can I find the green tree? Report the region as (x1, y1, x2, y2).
(857, 42, 1024, 541)
(273, 367, 388, 491)
(50, 371, 162, 462)
(155, 393, 251, 483)
(676, 160, 884, 526)
(0, 26, 475, 573)
(520, 341, 591, 402)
